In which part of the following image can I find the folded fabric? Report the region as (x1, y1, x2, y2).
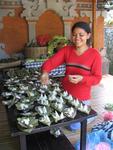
(92, 120, 113, 141)
(74, 130, 113, 150)
(24, 61, 66, 76)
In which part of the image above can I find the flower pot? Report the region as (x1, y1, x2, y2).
(24, 47, 47, 59)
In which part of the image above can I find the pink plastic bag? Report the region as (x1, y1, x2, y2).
(95, 142, 111, 150)
(103, 111, 113, 121)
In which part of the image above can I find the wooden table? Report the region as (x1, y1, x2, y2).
(5, 106, 97, 150)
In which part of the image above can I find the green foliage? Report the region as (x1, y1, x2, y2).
(47, 35, 70, 57)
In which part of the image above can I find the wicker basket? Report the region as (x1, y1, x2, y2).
(24, 47, 47, 59)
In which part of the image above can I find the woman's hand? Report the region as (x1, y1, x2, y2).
(40, 72, 49, 85)
(69, 75, 83, 84)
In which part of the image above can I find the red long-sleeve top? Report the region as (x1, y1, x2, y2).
(41, 45, 102, 101)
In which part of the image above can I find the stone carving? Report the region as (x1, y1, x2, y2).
(21, 0, 46, 19)
(70, 0, 77, 16)
(62, 0, 76, 16)
(68, 0, 78, 17)
(21, 0, 78, 19)
(80, 11, 92, 18)
(54, 0, 77, 17)
(0, 9, 15, 29)
(0, 0, 21, 6)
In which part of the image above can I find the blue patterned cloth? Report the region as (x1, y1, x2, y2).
(23, 61, 66, 76)
(92, 120, 113, 141)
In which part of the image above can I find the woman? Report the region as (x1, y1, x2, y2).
(40, 21, 102, 131)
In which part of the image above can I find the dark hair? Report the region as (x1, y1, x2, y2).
(71, 21, 91, 46)
(71, 21, 91, 33)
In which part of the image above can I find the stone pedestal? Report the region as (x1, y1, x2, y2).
(63, 17, 74, 39)
(28, 21, 37, 42)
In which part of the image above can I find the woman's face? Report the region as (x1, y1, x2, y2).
(72, 27, 91, 48)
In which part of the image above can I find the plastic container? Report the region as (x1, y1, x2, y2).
(68, 122, 80, 131)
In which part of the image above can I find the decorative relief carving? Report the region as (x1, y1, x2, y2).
(80, 11, 92, 18)
(21, 0, 46, 19)
(21, 0, 77, 19)
(0, 9, 15, 29)
(97, 10, 107, 18)
(76, 2, 92, 10)
(62, 0, 77, 17)
(76, 2, 106, 21)
(80, 10, 106, 21)
(0, 0, 20, 7)
(0, 9, 15, 17)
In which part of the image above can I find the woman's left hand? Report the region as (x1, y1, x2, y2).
(69, 75, 83, 84)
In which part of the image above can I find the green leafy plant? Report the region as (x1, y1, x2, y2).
(47, 35, 70, 57)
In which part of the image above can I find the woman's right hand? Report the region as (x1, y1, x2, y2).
(40, 72, 49, 85)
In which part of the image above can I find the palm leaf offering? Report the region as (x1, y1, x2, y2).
(17, 116, 38, 133)
(1, 68, 91, 133)
(105, 103, 113, 111)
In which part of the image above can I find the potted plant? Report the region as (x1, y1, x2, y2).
(24, 34, 51, 59)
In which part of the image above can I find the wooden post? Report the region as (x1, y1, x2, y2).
(92, 0, 97, 48)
